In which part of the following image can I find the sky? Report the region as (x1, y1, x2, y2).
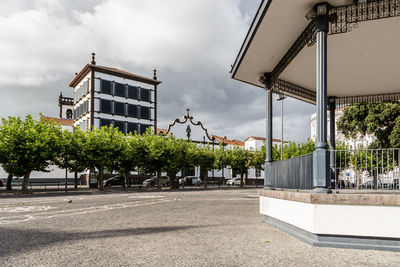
(0, 0, 315, 143)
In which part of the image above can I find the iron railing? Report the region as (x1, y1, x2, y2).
(269, 153, 313, 189)
(333, 148, 400, 190)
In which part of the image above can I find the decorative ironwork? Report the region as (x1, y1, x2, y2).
(329, 0, 400, 34)
(336, 92, 400, 106)
(271, 20, 316, 82)
(273, 79, 316, 104)
(186, 125, 191, 139)
(161, 108, 219, 144)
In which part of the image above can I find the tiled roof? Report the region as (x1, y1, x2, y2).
(211, 135, 244, 146)
(69, 64, 162, 87)
(244, 136, 288, 143)
(157, 128, 167, 135)
(42, 116, 74, 126)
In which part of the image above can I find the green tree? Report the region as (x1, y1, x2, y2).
(0, 115, 62, 193)
(83, 126, 125, 191)
(141, 130, 168, 190)
(337, 102, 400, 148)
(226, 147, 252, 188)
(54, 128, 87, 189)
(116, 133, 147, 188)
(194, 145, 216, 188)
(163, 136, 196, 188)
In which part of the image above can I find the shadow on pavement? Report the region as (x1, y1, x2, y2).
(0, 224, 220, 257)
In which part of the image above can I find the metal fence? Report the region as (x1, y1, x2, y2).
(269, 153, 313, 189)
(333, 148, 400, 190)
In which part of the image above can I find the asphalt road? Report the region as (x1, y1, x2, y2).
(0, 189, 399, 266)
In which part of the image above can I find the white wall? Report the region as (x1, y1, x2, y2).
(260, 196, 400, 238)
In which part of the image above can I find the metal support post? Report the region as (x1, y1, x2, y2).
(313, 12, 331, 193)
(328, 97, 336, 188)
(262, 73, 273, 188)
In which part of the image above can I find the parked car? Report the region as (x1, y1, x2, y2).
(226, 177, 243, 186)
(104, 176, 131, 187)
(179, 176, 202, 186)
(0, 178, 3, 187)
(143, 176, 169, 187)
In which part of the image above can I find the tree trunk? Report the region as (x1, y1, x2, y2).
(157, 171, 161, 190)
(74, 170, 78, 189)
(245, 171, 248, 186)
(21, 172, 31, 194)
(204, 168, 208, 189)
(123, 170, 129, 189)
(98, 168, 104, 192)
(240, 173, 244, 188)
(168, 172, 176, 189)
(6, 173, 12, 191)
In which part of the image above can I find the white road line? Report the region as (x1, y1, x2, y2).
(0, 198, 180, 225)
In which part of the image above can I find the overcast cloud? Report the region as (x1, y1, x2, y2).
(0, 0, 315, 142)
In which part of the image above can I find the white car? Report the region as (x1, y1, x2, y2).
(179, 176, 202, 186)
(226, 177, 242, 186)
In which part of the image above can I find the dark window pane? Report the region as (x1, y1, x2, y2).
(114, 102, 125, 116)
(139, 124, 151, 135)
(115, 83, 126, 97)
(100, 119, 111, 128)
(127, 104, 138, 118)
(101, 80, 112, 94)
(100, 99, 112, 113)
(127, 85, 138, 99)
(140, 88, 151, 102)
(127, 122, 138, 134)
(113, 120, 125, 133)
(139, 106, 150, 119)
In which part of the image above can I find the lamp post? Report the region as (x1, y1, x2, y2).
(276, 94, 286, 160)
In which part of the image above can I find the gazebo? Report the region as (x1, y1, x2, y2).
(232, 0, 400, 251)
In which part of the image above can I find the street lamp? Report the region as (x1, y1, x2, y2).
(276, 94, 286, 160)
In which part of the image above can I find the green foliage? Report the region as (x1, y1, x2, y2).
(225, 147, 252, 188)
(251, 145, 265, 170)
(0, 114, 62, 192)
(163, 136, 196, 182)
(272, 139, 315, 161)
(195, 144, 217, 188)
(82, 125, 125, 191)
(337, 102, 400, 148)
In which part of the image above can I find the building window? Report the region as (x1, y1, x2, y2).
(128, 85, 138, 99)
(99, 99, 112, 114)
(127, 122, 138, 134)
(114, 102, 125, 116)
(139, 124, 151, 135)
(100, 119, 111, 128)
(74, 100, 89, 119)
(140, 88, 151, 102)
(114, 82, 126, 97)
(127, 104, 138, 118)
(101, 80, 112, 94)
(113, 120, 125, 133)
(139, 106, 150, 119)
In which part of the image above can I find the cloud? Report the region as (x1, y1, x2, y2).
(0, 0, 315, 142)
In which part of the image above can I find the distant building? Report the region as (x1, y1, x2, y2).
(311, 109, 374, 148)
(69, 53, 161, 134)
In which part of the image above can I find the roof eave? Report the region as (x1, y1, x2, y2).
(231, 0, 271, 79)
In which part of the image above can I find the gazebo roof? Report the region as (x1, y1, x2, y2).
(232, 0, 400, 105)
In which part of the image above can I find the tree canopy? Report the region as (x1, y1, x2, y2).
(337, 102, 400, 148)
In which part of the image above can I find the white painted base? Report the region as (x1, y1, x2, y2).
(260, 196, 400, 239)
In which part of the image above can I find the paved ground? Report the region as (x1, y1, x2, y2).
(0, 189, 399, 266)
